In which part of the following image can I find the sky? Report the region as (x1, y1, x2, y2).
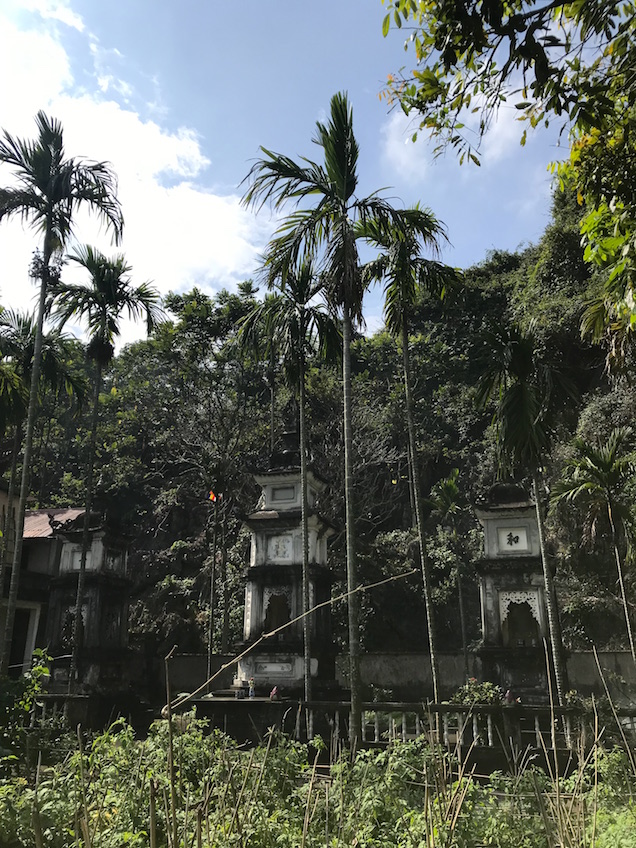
(0, 0, 567, 344)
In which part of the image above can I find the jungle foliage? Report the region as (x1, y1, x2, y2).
(1, 182, 634, 670)
(1, 716, 636, 847)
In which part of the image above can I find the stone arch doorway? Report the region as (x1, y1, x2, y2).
(501, 600, 541, 648)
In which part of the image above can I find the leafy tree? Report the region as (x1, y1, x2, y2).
(570, 112, 636, 367)
(552, 427, 636, 663)
(160, 286, 267, 653)
(109, 287, 268, 663)
(381, 1, 636, 357)
(381, 0, 634, 160)
(240, 261, 340, 711)
(242, 91, 428, 741)
(426, 468, 472, 678)
(0, 112, 123, 675)
(0, 312, 85, 668)
(52, 245, 160, 689)
(359, 206, 460, 702)
(476, 321, 573, 705)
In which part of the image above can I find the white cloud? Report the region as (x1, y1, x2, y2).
(0, 3, 270, 348)
(19, 0, 84, 32)
(380, 110, 431, 182)
(380, 95, 527, 185)
(479, 103, 527, 165)
(0, 19, 72, 131)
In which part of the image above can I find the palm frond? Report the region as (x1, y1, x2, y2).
(313, 92, 358, 203)
(52, 245, 160, 363)
(241, 150, 330, 211)
(0, 111, 123, 251)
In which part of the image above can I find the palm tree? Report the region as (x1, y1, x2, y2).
(552, 427, 636, 664)
(0, 112, 123, 675)
(358, 207, 460, 703)
(476, 322, 573, 706)
(52, 245, 160, 689)
(240, 261, 340, 719)
(0, 311, 86, 670)
(242, 91, 427, 742)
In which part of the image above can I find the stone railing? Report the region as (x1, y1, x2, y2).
(300, 700, 636, 752)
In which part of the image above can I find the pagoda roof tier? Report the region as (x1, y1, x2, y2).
(245, 508, 337, 533)
(253, 467, 328, 490)
(474, 556, 541, 573)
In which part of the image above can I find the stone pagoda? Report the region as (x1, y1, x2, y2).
(474, 483, 551, 700)
(235, 436, 336, 696)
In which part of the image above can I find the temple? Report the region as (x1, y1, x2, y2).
(474, 483, 551, 700)
(235, 435, 336, 696)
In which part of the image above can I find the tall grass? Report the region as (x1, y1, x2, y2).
(1, 710, 636, 847)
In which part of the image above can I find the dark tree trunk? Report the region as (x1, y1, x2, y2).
(343, 307, 362, 744)
(206, 496, 219, 689)
(0, 241, 51, 675)
(457, 569, 470, 680)
(533, 473, 568, 706)
(220, 503, 230, 654)
(299, 349, 312, 719)
(68, 359, 103, 691)
(269, 345, 276, 456)
(0, 424, 21, 610)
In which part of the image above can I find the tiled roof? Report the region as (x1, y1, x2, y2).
(23, 508, 85, 539)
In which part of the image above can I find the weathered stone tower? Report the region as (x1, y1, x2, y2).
(235, 445, 336, 696)
(474, 483, 551, 700)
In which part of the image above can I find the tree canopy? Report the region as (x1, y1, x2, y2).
(381, 0, 635, 159)
(382, 0, 636, 359)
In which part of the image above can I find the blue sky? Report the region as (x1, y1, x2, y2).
(0, 0, 566, 343)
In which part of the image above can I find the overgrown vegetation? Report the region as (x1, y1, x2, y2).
(2, 715, 636, 847)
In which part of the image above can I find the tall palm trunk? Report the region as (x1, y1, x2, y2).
(457, 569, 470, 680)
(220, 503, 230, 654)
(68, 359, 103, 690)
(0, 424, 21, 611)
(607, 499, 636, 664)
(269, 346, 276, 456)
(401, 322, 440, 703)
(0, 245, 51, 675)
(206, 497, 219, 688)
(533, 473, 568, 706)
(299, 348, 312, 718)
(342, 307, 362, 743)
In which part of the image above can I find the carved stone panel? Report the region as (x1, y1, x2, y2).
(496, 527, 529, 554)
(267, 534, 293, 562)
(499, 589, 540, 624)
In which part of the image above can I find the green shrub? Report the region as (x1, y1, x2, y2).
(449, 677, 504, 705)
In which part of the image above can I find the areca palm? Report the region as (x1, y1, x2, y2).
(476, 322, 573, 706)
(359, 207, 459, 703)
(53, 245, 160, 688)
(0, 111, 123, 675)
(240, 261, 340, 717)
(243, 91, 428, 741)
(552, 427, 636, 663)
(0, 311, 86, 670)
